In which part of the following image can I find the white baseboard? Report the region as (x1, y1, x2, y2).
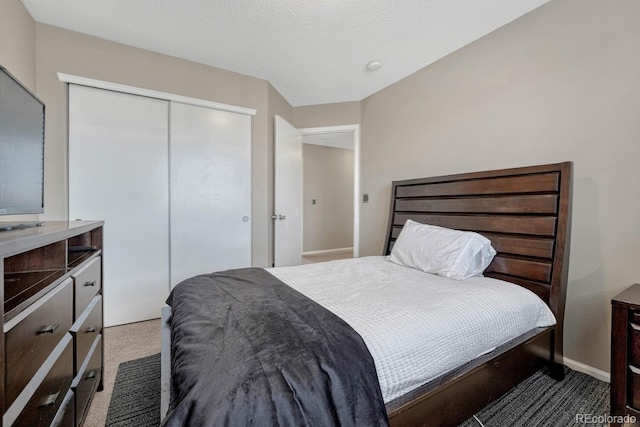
(302, 247, 353, 256)
(563, 356, 610, 382)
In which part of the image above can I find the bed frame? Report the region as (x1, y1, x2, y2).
(160, 161, 573, 426)
(383, 161, 573, 426)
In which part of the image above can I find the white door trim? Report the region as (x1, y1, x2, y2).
(299, 124, 360, 258)
(57, 73, 257, 116)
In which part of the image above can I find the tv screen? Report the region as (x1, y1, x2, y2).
(0, 66, 45, 215)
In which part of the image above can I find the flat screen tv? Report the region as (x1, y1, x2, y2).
(0, 65, 45, 219)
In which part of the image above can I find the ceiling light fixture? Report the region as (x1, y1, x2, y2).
(366, 60, 382, 71)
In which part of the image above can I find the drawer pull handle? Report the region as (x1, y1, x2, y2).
(86, 326, 97, 333)
(39, 391, 60, 408)
(631, 323, 640, 331)
(37, 323, 60, 335)
(85, 370, 97, 379)
(84, 281, 97, 287)
(631, 365, 640, 375)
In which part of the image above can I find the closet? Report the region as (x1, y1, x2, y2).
(68, 84, 252, 326)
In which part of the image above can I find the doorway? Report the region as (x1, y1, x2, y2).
(301, 125, 360, 259)
(273, 119, 359, 267)
(301, 131, 356, 264)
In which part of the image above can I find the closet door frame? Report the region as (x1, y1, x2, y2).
(63, 74, 256, 326)
(58, 73, 256, 117)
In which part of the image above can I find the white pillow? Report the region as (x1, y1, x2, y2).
(389, 220, 496, 280)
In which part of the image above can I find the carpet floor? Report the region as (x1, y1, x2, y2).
(106, 357, 609, 427)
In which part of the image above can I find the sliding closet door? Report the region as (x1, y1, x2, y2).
(69, 85, 170, 326)
(169, 102, 252, 286)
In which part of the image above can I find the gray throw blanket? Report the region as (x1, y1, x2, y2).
(163, 267, 389, 427)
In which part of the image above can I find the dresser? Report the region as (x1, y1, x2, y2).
(0, 221, 104, 427)
(611, 284, 640, 419)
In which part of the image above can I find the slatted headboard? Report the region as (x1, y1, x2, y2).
(384, 162, 573, 360)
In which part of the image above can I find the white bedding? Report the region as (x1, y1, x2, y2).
(267, 256, 555, 403)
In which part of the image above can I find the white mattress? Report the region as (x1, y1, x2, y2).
(267, 256, 555, 403)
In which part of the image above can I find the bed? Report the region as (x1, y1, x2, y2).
(160, 161, 573, 427)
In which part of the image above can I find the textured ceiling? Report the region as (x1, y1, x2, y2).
(22, 0, 549, 106)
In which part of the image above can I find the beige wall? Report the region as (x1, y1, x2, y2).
(34, 24, 276, 266)
(303, 144, 354, 252)
(0, 0, 35, 89)
(0, 0, 38, 224)
(293, 101, 361, 129)
(360, 0, 640, 373)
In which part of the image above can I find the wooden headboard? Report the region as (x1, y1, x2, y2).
(384, 162, 573, 358)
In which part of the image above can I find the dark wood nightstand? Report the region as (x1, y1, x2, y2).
(611, 284, 640, 419)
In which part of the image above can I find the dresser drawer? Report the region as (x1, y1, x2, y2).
(630, 322, 640, 367)
(73, 335, 102, 426)
(70, 295, 102, 373)
(12, 336, 74, 427)
(630, 366, 640, 410)
(51, 390, 75, 427)
(4, 279, 73, 408)
(73, 256, 101, 319)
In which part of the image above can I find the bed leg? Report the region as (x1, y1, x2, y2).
(549, 328, 565, 381)
(549, 361, 565, 381)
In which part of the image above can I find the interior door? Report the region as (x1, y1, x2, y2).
(169, 102, 252, 286)
(69, 85, 170, 327)
(274, 116, 303, 266)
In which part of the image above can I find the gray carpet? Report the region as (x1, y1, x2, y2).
(459, 367, 609, 427)
(106, 357, 609, 427)
(106, 353, 161, 427)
